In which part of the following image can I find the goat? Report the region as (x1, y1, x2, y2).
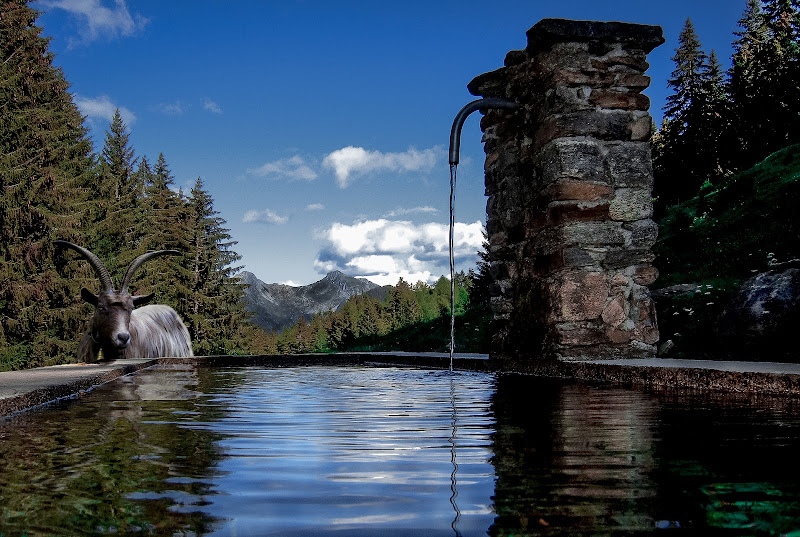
(54, 240, 194, 361)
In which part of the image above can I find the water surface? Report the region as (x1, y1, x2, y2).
(1, 365, 800, 536)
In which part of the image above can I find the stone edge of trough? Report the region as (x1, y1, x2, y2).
(3, 353, 800, 418)
(0, 359, 159, 418)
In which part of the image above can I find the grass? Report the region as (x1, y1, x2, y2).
(653, 144, 800, 359)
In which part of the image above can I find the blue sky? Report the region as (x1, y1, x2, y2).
(35, 0, 745, 286)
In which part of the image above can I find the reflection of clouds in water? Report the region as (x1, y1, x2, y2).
(330, 513, 419, 525)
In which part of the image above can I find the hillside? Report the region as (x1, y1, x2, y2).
(239, 270, 381, 333)
(655, 143, 800, 287)
(653, 143, 800, 358)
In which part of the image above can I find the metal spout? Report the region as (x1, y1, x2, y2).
(448, 98, 518, 166)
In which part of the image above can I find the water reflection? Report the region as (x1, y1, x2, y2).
(490, 377, 660, 535)
(1, 366, 800, 536)
(489, 376, 800, 536)
(195, 368, 496, 536)
(0, 364, 231, 535)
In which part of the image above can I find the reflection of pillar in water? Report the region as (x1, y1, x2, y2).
(488, 375, 659, 535)
(550, 383, 657, 531)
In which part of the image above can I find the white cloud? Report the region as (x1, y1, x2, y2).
(74, 94, 136, 125)
(247, 156, 318, 181)
(322, 146, 439, 188)
(384, 206, 439, 218)
(243, 208, 288, 225)
(314, 219, 484, 285)
(306, 203, 325, 211)
(159, 101, 184, 115)
(203, 98, 222, 114)
(42, 0, 148, 41)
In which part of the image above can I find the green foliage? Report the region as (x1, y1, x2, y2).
(654, 19, 730, 210)
(263, 272, 489, 355)
(654, 144, 800, 357)
(656, 143, 800, 286)
(0, 2, 268, 368)
(729, 0, 800, 166)
(0, 0, 96, 369)
(654, 1, 800, 211)
(185, 178, 251, 355)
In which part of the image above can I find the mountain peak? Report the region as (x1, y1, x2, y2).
(239, 270, 379, 333)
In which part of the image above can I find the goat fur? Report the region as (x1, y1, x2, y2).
(78, 304, 194, 361)
(54, 240, 194, 361)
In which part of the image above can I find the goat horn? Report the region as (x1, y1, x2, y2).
(120, 250, 182, 293)
(53, 240, 115, 292)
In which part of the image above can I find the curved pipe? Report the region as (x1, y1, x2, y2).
(448, 98, 519, 166)
(120, 250, 182, 293)
(54, 240, 114, 292)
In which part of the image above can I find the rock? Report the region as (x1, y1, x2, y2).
(650, 283, 699, 299)
(657, 339, 675, 357)
(717, 268, 800, 357)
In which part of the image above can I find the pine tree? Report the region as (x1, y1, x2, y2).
(761, 0, 800, 150)
(100, 109, 136, 201)
(186, 178, 250, 355)
(93, 109, 140, 273)
(133, 153, 193, 319)
(0, 0, 96, 369)
(386, 278, 421, 330)
(696, 50, 730, 179)
(730, 0, 800, 166)
(653, 18, 711, 208)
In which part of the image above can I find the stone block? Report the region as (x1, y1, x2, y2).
(543, 85, 594, 114)
(606, 327, 633, 344)
(609, 188, 653, 221)
(624, 219, 659, 248)
(526, 19, 665, 55)
(589, 89, 650, 111)
(601, 294, 628, 328)
(538, 138, 607, 184)
(542, 180, 613, 201)
(536, 110, 643, 147)
(613, 72, 652, 90)
(606, 142, 654, 187)
(590, 51, 650, 73)
(560, 221, 627, 248)
(633, 320, 660, 345)
(554, 321, 607, 346)
(630, 112, 653, 141)
(490, 296, 514, 315)
(548, 69, 617, 88)
(632, 264, 659, 285)
(467, 66, 511, 97)
(562, 247, 607, 267)
(549, 270, 609, 321)
(548, 200, 610, 224)
(534, 41, 592, 73)
(602, 248, 656, 269)
(504, 49, 528, 66)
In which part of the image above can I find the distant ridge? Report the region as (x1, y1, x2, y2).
(239, 270, 382, 333)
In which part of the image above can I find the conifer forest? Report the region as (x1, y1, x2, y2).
(2, 0, 800, 370)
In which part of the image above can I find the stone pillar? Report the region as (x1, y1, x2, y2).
(469, 19, 664, 361)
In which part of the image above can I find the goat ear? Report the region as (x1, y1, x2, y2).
(81, 287, 98, 306)
(132, 293, 155, 306)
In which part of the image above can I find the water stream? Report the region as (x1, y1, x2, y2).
(448, 163, 458, 371)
